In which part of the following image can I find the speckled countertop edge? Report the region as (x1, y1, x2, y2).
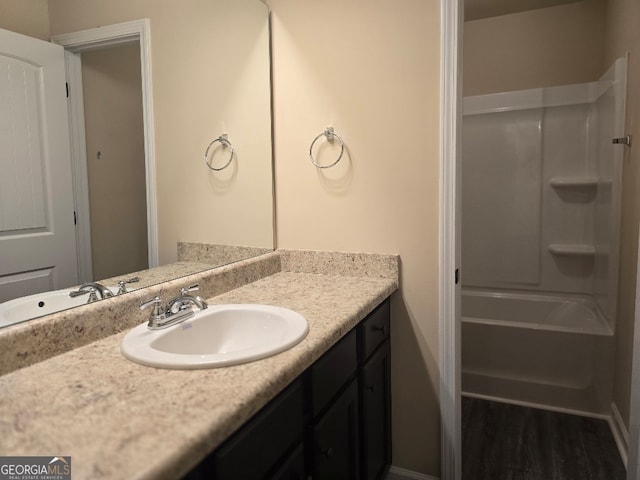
(0, 250, 399, 480)
(0, 249, 400, 376)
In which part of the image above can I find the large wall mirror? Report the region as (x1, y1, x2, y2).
(0, 0, 273, 327)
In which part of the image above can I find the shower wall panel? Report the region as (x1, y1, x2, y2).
(541, 103, 594, 294)
(462, 109, 543, 286)
(592, 59, 627, 327)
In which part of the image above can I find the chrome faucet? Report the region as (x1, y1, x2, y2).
(140, 284, 207, 330)
(166, 285, 208, 314)
(69, 282, 114, 303)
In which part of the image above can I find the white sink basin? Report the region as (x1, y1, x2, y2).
(121, 304, 309, 369)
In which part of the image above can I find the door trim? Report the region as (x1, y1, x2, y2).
(439, 0, 463, 479)
(51, 19, 159, 271)
(628, 236, 640, 478)
(63, 50, 92, 283)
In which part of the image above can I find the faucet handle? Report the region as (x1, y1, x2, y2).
(140, 296, 166, 328)
(85, 287, 99, 303)
(117, 277, 140, 295)
(140, 296, 162, 311)
(180, 284, 200, 296)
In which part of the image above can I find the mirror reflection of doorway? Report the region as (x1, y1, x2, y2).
(79, 43, 149, 280)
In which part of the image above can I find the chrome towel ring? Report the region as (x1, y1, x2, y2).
(204, 134, 234, 171)
(309, 126, 344, 169)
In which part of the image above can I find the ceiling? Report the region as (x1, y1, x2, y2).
(464, 0, 586, 21)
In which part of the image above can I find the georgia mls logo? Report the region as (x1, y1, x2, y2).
(48, 457, 70, 473)
(0, 456, 71, 480)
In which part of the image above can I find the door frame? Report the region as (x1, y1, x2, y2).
(628, 235, 640, 479)
(439, 4, 640, 480)
(439, 0, 463, 479)
(51, 19, 158, 281)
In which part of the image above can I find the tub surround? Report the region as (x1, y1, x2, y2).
(0, 249, 398, 479)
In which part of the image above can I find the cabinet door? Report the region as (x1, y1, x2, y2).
(209, 380, 304, 479)
(311, 329, 357, 417)
(268, 443, 305, 480)
(312, 380, 360, 480)
(361, 340, 391, 480)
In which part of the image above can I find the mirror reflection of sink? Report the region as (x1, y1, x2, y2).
(121, 304, 309, 369)
(0, 285, 123, 328)
(0, 288, 94, 328)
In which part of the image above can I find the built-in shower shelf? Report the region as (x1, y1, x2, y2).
(549, 177, 598, 188)
(548, 244, 596, 256)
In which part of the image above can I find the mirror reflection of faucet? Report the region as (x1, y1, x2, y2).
(69, 282, 114, 303)
(68, 277, 140, 304)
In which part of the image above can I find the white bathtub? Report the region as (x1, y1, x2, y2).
(461, 289, 614, 415)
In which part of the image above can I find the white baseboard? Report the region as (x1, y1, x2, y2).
(461, 391, 610, 421)
(610, 401, 629, 468)
(386, 465, 439, 480)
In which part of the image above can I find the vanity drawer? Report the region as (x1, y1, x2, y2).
(311, 329, 357, 417)
(211, 379, 304, 479)
(359, 299, 390, 361)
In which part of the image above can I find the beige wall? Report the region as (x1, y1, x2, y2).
(605, 0, 640, 431)
(268, 0, 441, 475)
(48, 0, 274, 265)
(0, 0, 49, 40)
(463, 0, 606, 96)
(81, 45, 148, 280)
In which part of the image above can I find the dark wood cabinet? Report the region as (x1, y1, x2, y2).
(359, 300, 390, 361)
(311, 379, 360, 479)
(192, 379, 304, 480)
(268, 443, 305, 480)
(360, 340, 391, 480)
(310, 329, 358, 417)
(184, 297, 391, 480)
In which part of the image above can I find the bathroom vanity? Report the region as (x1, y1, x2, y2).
(0, 250, 398, 479)
(186, 298, 391, 480)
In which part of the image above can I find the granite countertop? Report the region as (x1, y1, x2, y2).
(0, 270, 396, 479)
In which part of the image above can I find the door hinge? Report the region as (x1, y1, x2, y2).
(73, 211, 77, 225)
(455, 268, 460, 285)
(66, 82, 70, 98)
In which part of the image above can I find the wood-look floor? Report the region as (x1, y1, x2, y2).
(462, 397, 626, 480)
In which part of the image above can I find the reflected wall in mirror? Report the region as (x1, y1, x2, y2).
(0, 0, 273, 327)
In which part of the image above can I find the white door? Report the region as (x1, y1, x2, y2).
(0, 28, 78, 302)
